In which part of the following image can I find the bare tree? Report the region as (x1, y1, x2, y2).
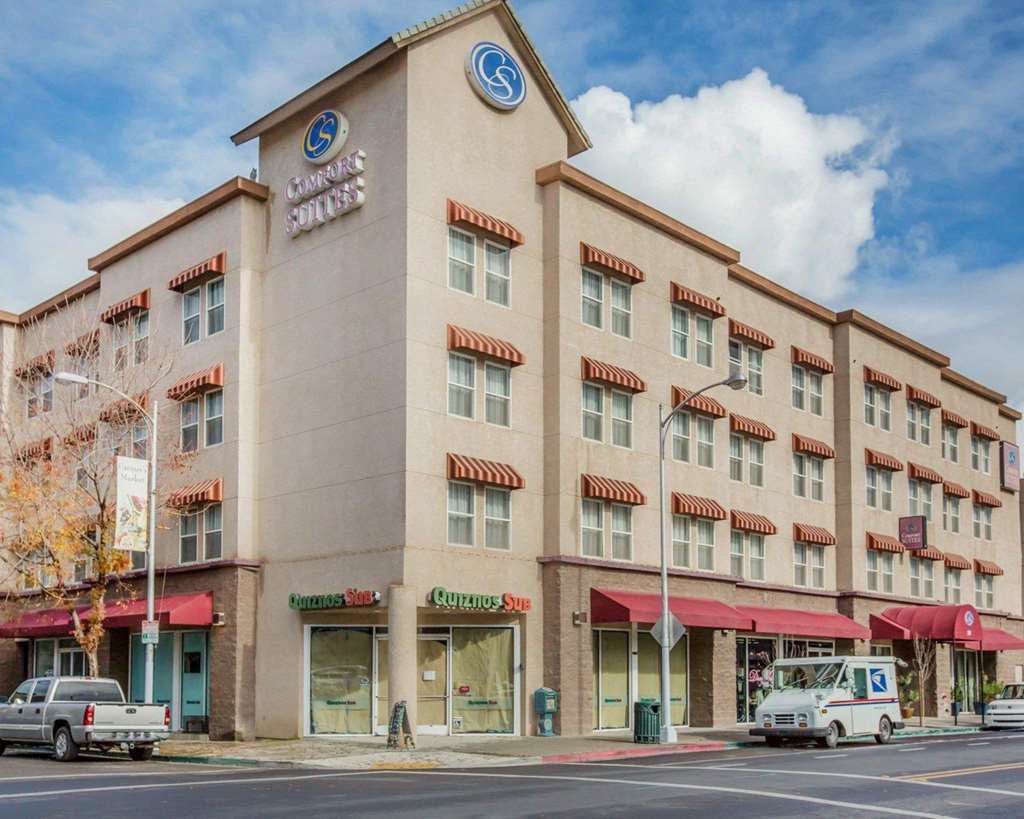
(910, 634, 936, 727)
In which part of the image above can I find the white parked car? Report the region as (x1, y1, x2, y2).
(982, 684, 1024, 730)
(750, 656, 905, 749)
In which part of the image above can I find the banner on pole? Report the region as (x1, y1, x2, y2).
(114, 456, 149, 552)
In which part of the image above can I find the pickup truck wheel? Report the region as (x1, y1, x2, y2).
(53, 727, 79, 762)
(765, 736, 783, 747)
(129, 747, 154, 762)
(875, 716, 893, 744)
(816, 722, 840, 749)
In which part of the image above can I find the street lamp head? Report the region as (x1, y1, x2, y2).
(725, 366, 747, 391)
(53, 371, 89, 386)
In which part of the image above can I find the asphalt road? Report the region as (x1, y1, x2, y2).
(1, 731, 1023, 818)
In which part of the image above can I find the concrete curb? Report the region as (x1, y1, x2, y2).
(542, 741, 733, 764)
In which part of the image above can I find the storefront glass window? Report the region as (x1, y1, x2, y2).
(592, 630, 630, 729)
(33, 639, 55, 677)
(452, 628, 514, 734)
(736, 636, 776, 723)
(637, 633, 688, 725)
(784, 639, 834, 658)
(308, 627, 373, 735)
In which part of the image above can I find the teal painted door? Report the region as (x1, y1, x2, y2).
(181, 632, 208, 718)
(130, 634, 174, 706)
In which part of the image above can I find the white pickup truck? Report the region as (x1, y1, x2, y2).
(0, 677, 170, 761)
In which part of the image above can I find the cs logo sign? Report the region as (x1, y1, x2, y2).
(870, 668, 888, 694)
(465, 42, 526, 110)
(302, 110, 350, 165)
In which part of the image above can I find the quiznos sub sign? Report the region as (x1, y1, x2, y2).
(288, 589, 380, 610)
(430, 586, 532, 612)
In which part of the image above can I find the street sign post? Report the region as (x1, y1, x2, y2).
(141, 619, 159, 646)
(650, 613, 686, 649)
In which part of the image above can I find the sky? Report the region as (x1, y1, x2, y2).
(1, 0, 1022, 423)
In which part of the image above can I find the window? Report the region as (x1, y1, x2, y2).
(730, 530, 744, 577)
(610, 391, 632, 448)
(484, 363, 510, 427)
(113, 319, 130, 371)
(864, 384, 891, 430)
(484, 242, 510, 307)
(730, 341, 763, 396)
(26, 372, 53, 418)
(794, 453, 807, 498)
(183, 288, 201, 345)
(696, 416, 715, 468)
(809, 371, 823, 416)
(697, 518, 715, 571)
(581, 268, 603, 328)
(943, 495, 960, 533)
(974, 574, 994, 609)
(133, 310, 149, 366)
(730, 435, 743, 482)
(672, 412, 690, 462)
(695, 315, 714, 367)
(671, 306, 690, 359)
(907, 403, 931, 445)
(180, 512, 199, 563)
(908, 480, 933, 522)
(206, 277, 225, 336)
(448, 227, 475, 294)
(610, 504, 632, 561)
(448, 353, 475, 419)
(731, 436, 764, 487)
(115, 311, 149, 370)
(731, 531, 765, 581)
(866, 466, 892, 511)
(30, 678, 51, 704)
(973, 505, 992, 540)
(672, 515, 691, 567)
(70, 351, 99, 401)
(794, 543, 824, 588)
(971, 436, 991, 474)
(610, 279, 631, 338)
(942, 424, 959, 462)
(205, 390, 224, 446)
(749, 439, 765, 487)
(204, 503, 223, 560)
(944, 567, 962, 603)
(909, 556, 934, 598)
(181, 398, 200, 453)
(795, 454, 822, 500)
(581, 499, 603, 557)
(810, 456, 824, 502)
(581, 382, 603, 441)
(117, 422, 149, 460)
(447, 481, 474, 545)
(867, 550, 894, 593)
(484, 487, 511, 550)
(791, 365, 805, 410)
(792, 365, 824, 416)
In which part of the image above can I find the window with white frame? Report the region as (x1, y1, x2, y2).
(183, 288, 201, 345)
(180, 512, 199, 563)
(610, 504, 632, 560)
(26, 372, 53, 418)
(581, 498, 603, 557)
(973, 505, 993, 540)
(971, 436, 990, 474)
(791, 365, 806, 410)
(697, 518, 715, 571)
(70, 350, 99, 401)
(944, 567, 962, 603)
(671, 515, 691, 568)
(908, 479, 933, 522)
(943, 495, 960, 533)
(115, 421, 148, 460)
(809, 371, 823, 416)
(181, 398, 200, 453)
(205, 389, 224, 446)
(731, 435, 765, 487)
(484, 487, 511, 550)
(974, 573, 994, 609)
(609, 279, 631, 338)
(448, 353, 475, 419)
(907, 403, 931, 445)
(866, 466, 892, 511)
(206, 277, 225, 336)
(610, 390, 632, 448)
(794, 542, 824, 588)
(809, 456, 824, 501)
(671, 305, 690, 359)
(484, 363, 511, 427)
(133, 310, 149, 366)
(942, 423, 959, 462)
(909, 556, 934, 598)
(696, 416, 715, 468)
(113, 320, 129, 371)
(582, 382, 603, 441)
(795, 452, 825, 501)
(484, 242, 511, 307)
(866, 550, 894, 593)
(204, 503, 223, 560)
(864, 384, 891, 431)
(672, 412, 691, 462)
(695, 315, 714, 367)
(179, 502, 223, 563)
(581, 268, 603, 329)
(448, 227, 475, 294)
(793, 453, 808, 497)
(113, 311, 149, 370)
(730, 340, 763, 396)
(447, 481, 475, 545)
(731, 530, 765, 581)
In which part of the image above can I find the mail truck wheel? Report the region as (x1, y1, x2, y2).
(816, 722, 840, 749)
(54, 726, 79, 762)
(874, 716, 893, 744)
(765, 736, 783, 747)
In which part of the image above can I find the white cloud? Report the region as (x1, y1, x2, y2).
(571, 69, 891, 301)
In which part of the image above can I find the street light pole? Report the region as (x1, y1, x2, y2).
(656, 369, 746, 744)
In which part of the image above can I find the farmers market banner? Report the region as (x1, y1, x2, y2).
(114, 456, 149, 552)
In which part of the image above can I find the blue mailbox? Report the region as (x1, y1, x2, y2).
(533, 687, 558, 736)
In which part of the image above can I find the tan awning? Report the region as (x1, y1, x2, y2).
(65, 329, 100, 357)
(942, 408, 969, 429)
(907, 462, 943, 484)
(970, 421, 999, 441)
(670, 282, 725, 317)
(866, 532, 904, 553)
(730, 414, 776, 441)
(447, 453, 525, 490)
(792, 433, 835, 459)
(671, 386, 727, 418)
(975, 559, 1003, 576)
(864, 366, 902, 391)
(447, 324, 525, 367)
(167, 251, 226, 292)
(906, 385, 941, 408)
(793, 522, 836, 546)
(791, 346, 834, 374)
(167, 364, 225, 401)
(167, 478, 223, 509)
(943, 480, 970, 498)
(14, 350, 54, 379)
(581, 474, 646, 505)
(98, 393, 149, 423)
(446, 199, 524, 246)
(943, 552, 971, 570)
(972, 489, 1002, 508)
(672, 493, 727, 520)
(100, 289, 150, 324)
(730, 510, 777, 535)
(581, 356, 646, 393)
(865, 448, 903, 471)
(728, 318, 775, 349)
(580, 242, 644, 284)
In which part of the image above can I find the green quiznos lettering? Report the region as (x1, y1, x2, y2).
(432, 586, 447, 606)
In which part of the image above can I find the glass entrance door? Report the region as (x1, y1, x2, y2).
(637, 633, 688, 726)
(736, 636, 776, 723)
(417, 637, 449, 734)
(180, 633, 208, 724)
(592, 630, 630, 729)
(130, 633, 174, 708)
(955, 650, 981, 709)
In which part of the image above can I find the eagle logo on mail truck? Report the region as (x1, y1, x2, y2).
(870, 668, 888, 694)
(302, 110, 350, 165)
(466, 42, 526, 110)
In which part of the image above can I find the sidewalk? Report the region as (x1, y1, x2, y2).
(154, 715, 984, 770)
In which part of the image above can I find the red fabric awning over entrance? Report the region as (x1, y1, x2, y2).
(734, 605, 870, 640)
(0, 593, 214, 638)
(590, 588, 752, 630)
(981, 627, 1024, 652)
(870, 603, 981, 643)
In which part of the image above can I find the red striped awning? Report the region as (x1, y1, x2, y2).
(580, 242, 644, 284)
(98, 393, 149, 423)
(730, 414, 776, 441)
(975, 559, 1003, 576)
(670, 386, 727, 418)
(865, 448, 903, 471)
(915, 546, 945, 561)
(907, 462, 943, 484)
(728, 318, 775, 349)
(906, 385, 941, 408)
(167, 364, 224, 401)
(972, 489, 1002, 508)
(100, 289, 150, 324)
(670, 282, 725, 317)
(167, 251, 226, 292)
(14, 350, 55, 379)
(581, 356, 646, 393)
(447, 453, 525, 490)
(446, 199, 524, 246)
(581, 473, 646, 505)
(167, 478, 223, 509)
(64, 423, 97, 447)
(730, 510, 777, 535)
(793, 522, 836, 546)
(970, 421, 999, 441)
(791, 346, 834, 374)
(447, 324, 525, 367)
(864, 366, 902, 391)
(943, 480, 970, 498)
(792, 433, 835, 459)
(18, 437, 52, 462)
(65, 329, 100, 357)
(943, 552, 971, 570)
(672, 493, 727, 520)
(866, 532, 904, 553)
(942, 409, 969, 429)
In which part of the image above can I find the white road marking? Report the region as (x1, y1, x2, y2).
(392, 770, 958, 818)
(0, 767, 250, 783)
(815, 753, 847, 759)
(898, 748, 923, 752)
(709, 762, 747, 768)
(966, 742, 990, 747)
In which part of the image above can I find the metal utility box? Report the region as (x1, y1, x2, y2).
(534, 687, 558, 736)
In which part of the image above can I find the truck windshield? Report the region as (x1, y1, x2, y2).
(775, 662, 845, 691)
(53, 681, 123, 703)
(999, 685, 1024, 700)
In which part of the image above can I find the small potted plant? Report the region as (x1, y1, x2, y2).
(978, 677, 1003, 716)
(898, 672, 917, 719)
(951, 684, 963, 717)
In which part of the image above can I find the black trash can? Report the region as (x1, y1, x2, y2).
(633, 701, 660, 744)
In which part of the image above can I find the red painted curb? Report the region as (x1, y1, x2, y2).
(542, 741, 729, 764)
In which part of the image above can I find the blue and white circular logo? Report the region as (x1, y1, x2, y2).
(465, 42, 526, 110)
(965, 610, 975, 627)
(302, 110, 350, 165)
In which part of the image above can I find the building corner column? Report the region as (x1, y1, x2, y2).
(387, 584, 418, 739)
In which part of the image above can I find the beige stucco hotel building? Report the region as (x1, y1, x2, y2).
(1, 0, 1022, 740)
